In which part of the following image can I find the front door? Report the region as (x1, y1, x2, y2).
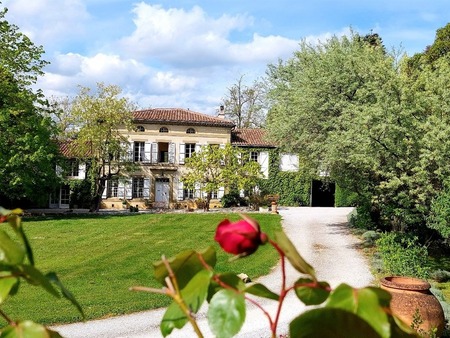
(155, 178, 170, 208)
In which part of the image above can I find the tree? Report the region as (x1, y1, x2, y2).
(182, 144, 262, 210)
(66, 83, 137, 212)
(221, 75, 267, 128)
(0, 4, 60, 207)
(265, 31, 430, 233)
(0, 6, 49, 88)
(0, 66, 61, 207)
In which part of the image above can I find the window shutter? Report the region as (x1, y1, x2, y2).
(218, 187, 225, 199)
(194, 182, 201, 198)
(102, 180, 108, 198)
(219, 144, 225, 165)
(259, 152, 269, 179)
(151, 142, 158, 163)
(177, 180, 184, 201)
(125, 179, 132, 199)
(143, 178, 150, 198)
(144, 142, 151, 163)
(195, 144, 202, 153)
(169, 142, 176, 164)
(179, 143, 185, 164)
(78, 163, 86, 179)
(128, 142, 133, 161)
(117, 180, 125, 199)
(55, 165, 63, 177)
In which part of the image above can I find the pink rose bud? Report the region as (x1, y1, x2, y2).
(214, 216, 267, 256)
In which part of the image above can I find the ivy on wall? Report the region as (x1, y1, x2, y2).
(256, 148, 311, 206)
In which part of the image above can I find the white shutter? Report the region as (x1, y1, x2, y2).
(125, 179, 132, 199)
(194, 182, 201, 198)
(169, 142, 175, 164)
(219, 144, 225, 165)
(128, 142, 133, 162)
(102, 180, 108, 198)
(144, 142, 151, 163)
(151, 142, 158, 163)
(78, 163, 86, 179)
(259, 151, 269, 179)
(195, 144, 202, 153)
(218, 187, 225, 199)
(179, 143, 185, 164)
(143, 178, 150, 198)
(55, 165, 63, 177)
(177, 180, 184, 201)
(117, 179, 125, 199)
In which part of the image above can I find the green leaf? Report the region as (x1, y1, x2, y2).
(160, 269, 213, 337)
(46, 272, 85, 319)
(245, 283, 279, 301)
(273, 230, 316, 279)
(0, 230, 25, 265)
(20, 265, 60, 298)
(294, 278, 330, 305)
(0, 277, 19, 304)
(1, 320, 63, 338)
(153, 246, 216, 289)
(326, 284, 393, 338)
(290, 308, 382, 338)
(207, 289, 246, 338)
(208, 273, 246, 302)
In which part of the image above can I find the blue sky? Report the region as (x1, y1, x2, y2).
(2, 0, 449, 115)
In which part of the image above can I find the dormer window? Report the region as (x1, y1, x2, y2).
(186, 128, 196, 134)
(135, 125, 145, 132)
(159, 127, 169, 133)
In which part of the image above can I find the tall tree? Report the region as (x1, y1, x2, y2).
(221, 75, 267, 128)
(182, 144, 262, 211)
(0, 6, 49, 88)
(266, 31, 431, 233)
(0, 4, 60, 207)
(67, 83, 137, 212)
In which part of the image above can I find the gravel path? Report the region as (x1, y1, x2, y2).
(53, 207, 374, 338)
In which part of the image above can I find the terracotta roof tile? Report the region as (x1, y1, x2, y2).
(59, 140, 91, 158)
(133, 108, 235, 128)
(231, 128, 277, 148)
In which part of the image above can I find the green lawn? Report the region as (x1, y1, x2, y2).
(2, 212, 282, 326)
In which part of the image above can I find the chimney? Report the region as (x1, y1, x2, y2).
(217, 105, 225, 119)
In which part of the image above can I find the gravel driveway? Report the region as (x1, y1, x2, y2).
(53, 207, 373, 338)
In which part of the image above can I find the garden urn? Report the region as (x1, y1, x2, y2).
(380, 276, 445, 337)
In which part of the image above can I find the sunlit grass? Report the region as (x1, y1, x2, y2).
(1, 212, 281, 326)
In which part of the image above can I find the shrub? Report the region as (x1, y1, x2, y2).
(335, 185, 358, 207)
(220, 191, 248, 208)
(375, 232, 429, 279)
(428, 183, 450, 241)
(349, 203, 376, 230)
(430, 270, 450, 283)
(361, 230, 381, 247)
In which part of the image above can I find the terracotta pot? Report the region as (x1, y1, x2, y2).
(380, 276, 445, 337)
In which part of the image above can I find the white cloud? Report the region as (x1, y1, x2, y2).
(3, 0, 90, 47)
(118, 3, 300, 68)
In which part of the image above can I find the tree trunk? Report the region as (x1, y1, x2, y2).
(89, 178, 106, 212)
(204, 192, 211, 211)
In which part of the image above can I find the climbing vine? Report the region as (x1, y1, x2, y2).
(256, 148, 311, 206)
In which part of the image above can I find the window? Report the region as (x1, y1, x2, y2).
(185, 143, 195, 158)
(250, 151, 259, 162)
(183, 188, 194, 199)
(186, 128, 196, 134)
(135, 125, 145, 132)
(134, 142, 145, 162)
(159, 142, 169, 162)
(159, 127, 168, 133)
(67, 159, 79, 177)
(211, 190, 218, 199)
(107, 179, 119, 198)
(132, 177, 144, 198)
